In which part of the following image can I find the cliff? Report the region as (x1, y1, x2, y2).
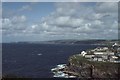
(65, 54, 120, 78)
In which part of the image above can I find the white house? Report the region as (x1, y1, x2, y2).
(112, 43, 118, 47)
(92, 55, 103, 61)
(102, 55, 108, 60)
(84, 54, 95, 59)
(107, 52, 114, 55)
(103, 47, 109, 50)
(110, 56, 118, 62)
(81, 51, 87, 56)
(94, 52, 104, 55)
(94, 51, 114, 55)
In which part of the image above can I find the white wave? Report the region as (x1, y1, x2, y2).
(37, 53, 42, 56)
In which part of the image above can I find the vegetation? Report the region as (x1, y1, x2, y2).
(69, 55, 89, 65)
(67, 54, 120, 78)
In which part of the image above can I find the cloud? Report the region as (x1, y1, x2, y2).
(2, 3, 35, 18)
(96, 2, 118, 13)
(36, 2, 118, 39)
(2, 15, 27, 35)
(2, 2, 118, 41)
(19, 5, 32, 12)
(18, 3, 37, 12)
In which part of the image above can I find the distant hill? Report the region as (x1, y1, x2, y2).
(43, 39, 119, 45)
(2, 39, 119, 45)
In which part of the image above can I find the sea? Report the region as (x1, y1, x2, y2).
(2, 43, 105, 78)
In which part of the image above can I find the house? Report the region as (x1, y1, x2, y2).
(107, 51, 114, 55)
(112, 43, 120, 51)
(81, 51, 87, 56)
(93, 47, 108, 51)
(94, 52, 104, 55)
(103, 47, 109, 50)
(84, 54, 95, 59)
(94, 51, 114, 55)
(101, 54, 108, 60)
(109, 56, 118, 62)
(112, 43, 118, 47)
(92, 55, 103, 61)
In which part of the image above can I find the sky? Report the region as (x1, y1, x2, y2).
(2, 2, 118, 42)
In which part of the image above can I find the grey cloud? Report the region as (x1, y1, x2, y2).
(2, 2, 118, 40)
(19, 5, 32, 12)
(2, 15, 28, 35)
(38, 2, 118, 39)
(95, 2, 118, 13)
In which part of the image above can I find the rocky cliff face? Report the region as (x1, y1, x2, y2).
(66, 54, 120, 78)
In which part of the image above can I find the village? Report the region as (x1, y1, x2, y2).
(81, 43, 120, 63)
(51, 42, 120, 78)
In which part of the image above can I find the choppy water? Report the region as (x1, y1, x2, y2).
(2, 43, 104, 78)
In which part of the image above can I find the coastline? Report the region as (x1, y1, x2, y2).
(51, 43, 120, 78)
(51, 55, 120, 78)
